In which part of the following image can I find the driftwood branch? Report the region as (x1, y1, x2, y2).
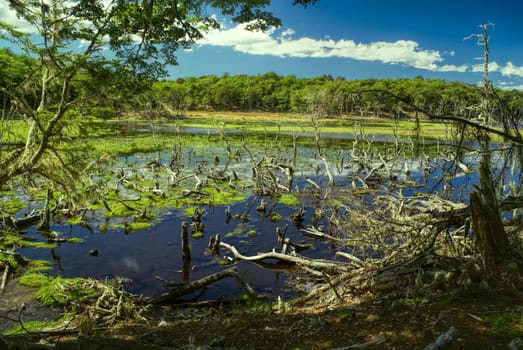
(219, 241, 351, 272)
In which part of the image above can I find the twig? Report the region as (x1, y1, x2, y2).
(302, 226, 345, 243)
(335, 252, 365, 267)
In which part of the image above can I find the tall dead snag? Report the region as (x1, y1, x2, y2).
(467, 23, 516, 282)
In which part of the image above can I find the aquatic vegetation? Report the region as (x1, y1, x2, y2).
(277, 193, 301, 207)
(0, 196, 26, 214)
(25, 259, 53, 273)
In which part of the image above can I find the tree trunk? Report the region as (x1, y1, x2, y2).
(470, 139, 511, 281)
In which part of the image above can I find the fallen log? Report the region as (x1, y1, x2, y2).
(147, 266, 258, 304)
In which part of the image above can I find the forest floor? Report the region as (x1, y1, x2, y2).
(1, 280, 523, 349)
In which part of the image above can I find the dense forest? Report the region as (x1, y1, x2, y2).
(2, 48, 523, 120)
(97, 73, 523, 120)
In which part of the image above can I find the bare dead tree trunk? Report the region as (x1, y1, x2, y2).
(465, 23, 516, 282)
(470, 136, 511, 280)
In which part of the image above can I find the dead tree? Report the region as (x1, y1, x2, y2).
(465, 23, 522, 282)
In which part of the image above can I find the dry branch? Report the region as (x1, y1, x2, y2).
(1, 264, 9, 292)
(302, 226, 345, 243)
(219, 241, 351, 272)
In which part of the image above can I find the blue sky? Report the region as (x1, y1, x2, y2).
(172, 0, 523, 89)
(2, 0, 522, 88)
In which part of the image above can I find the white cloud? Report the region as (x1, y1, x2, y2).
(497, 81, 523, 91)
(500, 62, 523, 77)
(472, 61, 523, 78)
(0, 3, 36, 33)
(199, 22, 469, 73)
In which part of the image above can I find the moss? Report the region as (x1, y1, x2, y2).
(191, 230, 204, 239)
(3, 234, 57, 250)
(26, 260, 52, 273)
(277, 194, 301, 207)
(270, 213, 283, 222)
(67, 216, 86, 225)
(0, 197, 26, 214)
(184, 206, 197, 217)
(18, 272, 52, 288)
(110, 221, 152, 233)
(35, 277, 98, 307)
(3, 317, 72, 335)
(205, 186, 246, 206)
(18, 273, 98, 308)
(224, 226, 246, 238)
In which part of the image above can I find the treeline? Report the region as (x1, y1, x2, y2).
(142, 73, 523, 119)
(2, 48, 523, 120)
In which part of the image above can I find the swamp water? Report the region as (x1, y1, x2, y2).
(15, 120, 483, 301)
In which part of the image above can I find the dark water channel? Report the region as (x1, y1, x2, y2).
(18, 121, 486, 301)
